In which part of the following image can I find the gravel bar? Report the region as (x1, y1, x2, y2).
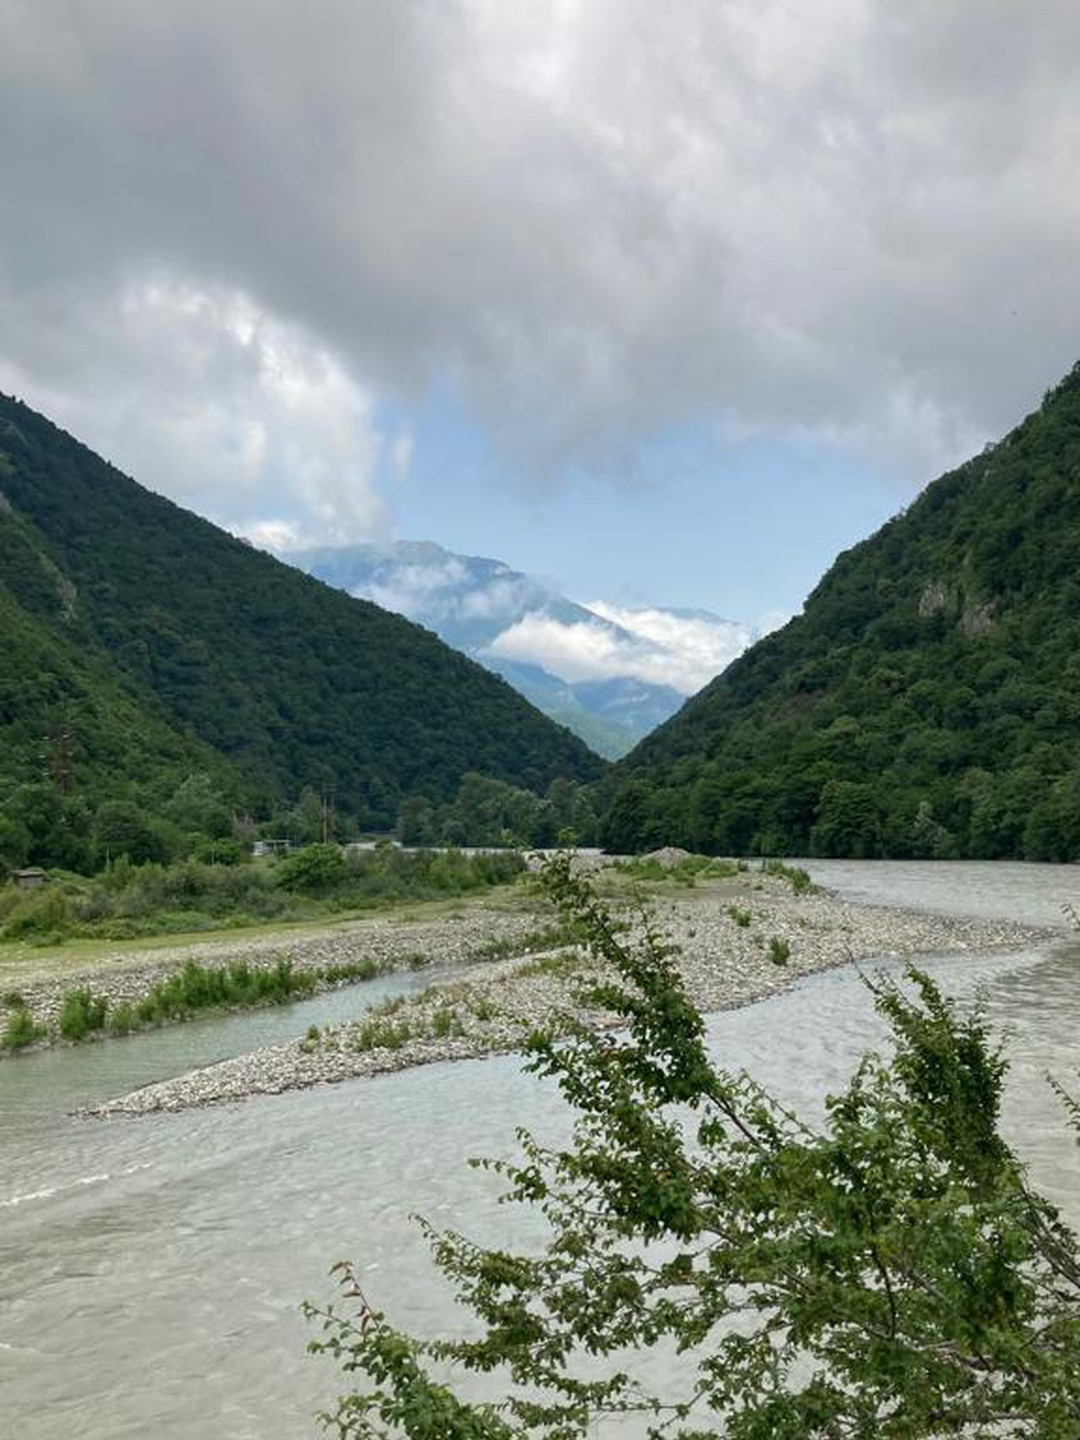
(85, 875, 1052, 1118)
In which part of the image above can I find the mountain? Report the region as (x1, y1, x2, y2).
(602, 364, 1080, 861)
(0, 394, 605, 865)
(285, 541, 741, 758)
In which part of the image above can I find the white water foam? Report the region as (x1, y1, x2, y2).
(0, 1161, 152, 1209)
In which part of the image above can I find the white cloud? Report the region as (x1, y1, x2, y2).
(360, 558, 470, 619)
(488, 602, 754, 693)
(0, 277, 390, 545)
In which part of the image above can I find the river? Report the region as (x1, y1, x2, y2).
(2, 862, 1078, 1438)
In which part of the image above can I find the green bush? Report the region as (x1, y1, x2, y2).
(275, 844, 349, 895)
(762, 858, 814, 895)
(430, 1006, 461, 1039)
(351, 1016, 414, 1053)
(1, 887, 69, 941)
(108, 1001, 136, 1036)
(1, 1006, 45, 1052)
(132, 957, 317, 1026)
(308, 853, 1080, 1440)
(768, 934, 792, 966)
(58, 987, 109, 1041)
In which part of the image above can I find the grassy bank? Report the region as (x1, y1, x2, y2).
(0, 953, 393, 1052)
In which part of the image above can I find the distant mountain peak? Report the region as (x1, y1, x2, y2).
(285, 540, 755, 759)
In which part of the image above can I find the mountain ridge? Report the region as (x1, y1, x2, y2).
(0, 393, 604, 868)
(602, 364, 1080, 861)
(284, 540, 739, 757)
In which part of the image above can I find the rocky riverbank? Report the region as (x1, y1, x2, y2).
(4, 907, 548, 1035)
(86, 873, 1052, 1117)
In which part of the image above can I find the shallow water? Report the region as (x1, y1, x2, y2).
(2, 862, 1078, 1438)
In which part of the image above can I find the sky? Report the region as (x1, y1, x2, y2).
(2, 1, 1079, 673)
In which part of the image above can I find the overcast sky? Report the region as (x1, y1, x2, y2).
(2, 0, 1079, 637)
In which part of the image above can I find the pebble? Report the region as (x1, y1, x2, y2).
(83, 877, 1053, 1119)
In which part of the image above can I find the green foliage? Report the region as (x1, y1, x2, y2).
(613, 853, 745, 885)
(0, 885, 69, 942)
(606, 365, 1080, 859)
(1, 1005, 45, 1052)
(0, 394, 604, 869)
(58, 986, 108, 1041)
(728, 904, 753, 927)
(108, 1001, 136, 1036)
(399, 774, 599, 849)
(350, 1015, 416, 1053)
(308, 856, 1080, 1438)
(0, 848, 527, 947)
(767, 934, 791, 965)
(761, 858, 814, 894)
(130, 958, 317, 1027)
(275, 843, 350, 895)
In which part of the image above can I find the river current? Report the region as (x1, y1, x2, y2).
(2, 861, 1079, 1438)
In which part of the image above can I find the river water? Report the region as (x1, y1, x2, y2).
(2, 862, 1079, 1438)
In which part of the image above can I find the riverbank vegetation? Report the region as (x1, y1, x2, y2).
(308, 854, 1080, 1438)
(0, 844, 525, 948)
(1, 954, 384, 1052)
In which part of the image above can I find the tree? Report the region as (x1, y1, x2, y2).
(307, 855, 1080, 1438)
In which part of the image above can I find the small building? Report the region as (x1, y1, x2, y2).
(12, 867, 47, 891)
(252, 839, 292, 858)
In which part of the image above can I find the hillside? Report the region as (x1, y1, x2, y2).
(0, 395, 605, 867)
(604, 364, 1080, 861)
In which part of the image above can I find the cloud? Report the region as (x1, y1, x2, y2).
(487, 603, 754, 693)
(2, 0, 1080, 500)
(359, 558, 471, 619)
(0, 276, 390, 544)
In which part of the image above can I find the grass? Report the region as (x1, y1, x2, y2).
(760, 860, 815, 895)
(0, 884, 534, 993)
(514, 949, 586, 980)
(611, 855, 748, 887)
(0, 948, 405, 1055)
(1, 1006, 46, 1052)
(470, 922, 578, 963)
(768, 936, 792, 966)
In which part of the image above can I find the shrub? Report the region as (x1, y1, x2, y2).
(1, 887, 69, 941)
(308, 854, 1080, 1439)
(763, 858, 814, 894)
(728, 904, 752, 927)
(1, 1006, 45, 1052)
(350, 1016, 414, 1053)
(108, 1002, 136, 1036)
(768, 934, 792, 966)
(275, 844, 349, 895)
(58, 987, 109, 1041)
(430, 1006, 461, 1039)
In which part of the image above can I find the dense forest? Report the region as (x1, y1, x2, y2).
(0, 395, 604, 873)
(601, 363, 1080, 861)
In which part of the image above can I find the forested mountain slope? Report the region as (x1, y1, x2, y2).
(0, 394, 604, 862)
(286, 540, 692, 758)
(603, 365, 1080, 860)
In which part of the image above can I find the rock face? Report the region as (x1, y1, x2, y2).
(85, 875, 1050, 1118)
